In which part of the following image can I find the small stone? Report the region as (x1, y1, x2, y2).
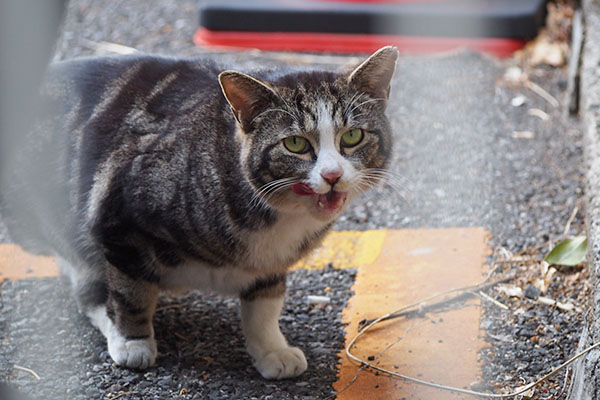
(307, 295, 331, 305)
(524, 285, 541, 300)
(511, 95, 526, 107)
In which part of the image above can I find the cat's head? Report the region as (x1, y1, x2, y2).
(219, 46, 398, 221)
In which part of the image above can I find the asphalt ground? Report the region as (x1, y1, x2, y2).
(0, 1, 589, 399)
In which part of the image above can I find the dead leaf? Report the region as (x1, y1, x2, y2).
(528, 37, 567, 67)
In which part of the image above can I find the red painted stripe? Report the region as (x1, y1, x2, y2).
(193, 28, 525, 57)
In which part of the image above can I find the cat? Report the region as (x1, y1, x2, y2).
(0, 46, 398, 379)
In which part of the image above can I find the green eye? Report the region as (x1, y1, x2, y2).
(341, 128, 364, 147)
(283, 136, 309, 154)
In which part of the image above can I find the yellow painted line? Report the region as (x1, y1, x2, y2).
(0, 244, 59, 281)
(291, 230, 387, 270)
(0, 230, 385, 280)
(0, 229, 381, 280)
(334, 227, 491, 399)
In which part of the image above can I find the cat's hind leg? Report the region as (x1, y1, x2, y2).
(87, 303, 157, 369)
(59, 255, 158, 369)
(98, 264, 159, 370)
(240, 275, 307, 379)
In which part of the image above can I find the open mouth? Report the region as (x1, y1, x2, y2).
(316, 190, 347, 211)
(291, 183, 347, 213)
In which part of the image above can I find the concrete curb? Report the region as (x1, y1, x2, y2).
(568, 0, 600, 398)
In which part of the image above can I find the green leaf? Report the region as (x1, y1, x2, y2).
(545, 236, 588, 266)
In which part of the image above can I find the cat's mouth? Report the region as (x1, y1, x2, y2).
(291, 183, 347, 213)
(316, 190, 347, 212)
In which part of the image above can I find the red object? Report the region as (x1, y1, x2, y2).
(291, 183, 316, 196)
(194, 28, 525, 57)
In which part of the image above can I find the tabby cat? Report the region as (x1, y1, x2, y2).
(0, 46, 398, 379)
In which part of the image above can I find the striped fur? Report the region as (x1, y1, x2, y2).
(0, 46, 398, 379)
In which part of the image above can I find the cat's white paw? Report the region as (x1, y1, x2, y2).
(254, 346, 307, 379)
(108, 336, 157, 370)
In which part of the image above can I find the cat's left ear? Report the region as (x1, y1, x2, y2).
(347, 46, 399, 100)
(219, 70, 279, 130)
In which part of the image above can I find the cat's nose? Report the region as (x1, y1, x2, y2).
(321, 169, 342, 185)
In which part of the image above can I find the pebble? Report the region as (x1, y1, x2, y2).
(306, 295, 331, 305)
(524, 285, 541, 300)
(511, 94, 527, 107)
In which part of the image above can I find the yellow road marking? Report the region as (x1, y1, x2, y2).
(334, 227, 490, 399)
(0, 244, 59, 281)
(0, 230, 386, 280)
(291, 230, 387, 270)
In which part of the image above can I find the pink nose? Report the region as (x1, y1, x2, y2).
(321, 169, 342, 185)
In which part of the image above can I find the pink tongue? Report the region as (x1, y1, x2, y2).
(292, 183, 315, 196)
(318, 191, 347, 211)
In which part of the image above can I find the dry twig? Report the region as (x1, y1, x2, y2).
(563, 205, 580, 237)
(526, 80, 560, 108)
(476, 290, 509, 310)
(357, 275, 514, 330)
(13, 364, 41, 380)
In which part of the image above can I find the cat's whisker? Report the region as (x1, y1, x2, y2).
(251, 108, 299, 125)
(352, 170, 412, 203)
(351, 180, 373, 198)
(346, 97, 385, 116)
(275, 94, 302, 125)
(249, 177, 299, 211)
(251, 183, 296, 212)
(360, 176, 409, 198)
(262, 178, 298, 196)
(250, 180, 282, 210)
(358, 170, 407, 187)
(343, 92, 363, 119)
(259, 182, 295, 204)
(361, 168, 413, 189)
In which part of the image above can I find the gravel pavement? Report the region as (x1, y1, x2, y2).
(0, 1, 591, 399)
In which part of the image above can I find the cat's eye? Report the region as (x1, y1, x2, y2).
(341, 128, 364, 147)
(283, 136, 310, 154)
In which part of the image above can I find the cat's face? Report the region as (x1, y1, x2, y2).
(220, 46, 398, 221)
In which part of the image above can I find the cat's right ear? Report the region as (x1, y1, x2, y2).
(218, 71, 279, 130)
(348, 46, 399, 101)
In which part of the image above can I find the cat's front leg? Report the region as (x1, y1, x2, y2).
(88, 263, 159, 370)
(240, 275, 307, 379)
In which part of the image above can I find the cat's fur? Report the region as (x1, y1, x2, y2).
(0, 46, 398, 379)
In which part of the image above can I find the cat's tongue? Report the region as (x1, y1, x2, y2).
(317, 191, 347, 211)
(292, 183, 315, 196)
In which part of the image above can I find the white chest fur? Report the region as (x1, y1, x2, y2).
(159, 212, 329, 294)
(244, 211, 329, 271)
